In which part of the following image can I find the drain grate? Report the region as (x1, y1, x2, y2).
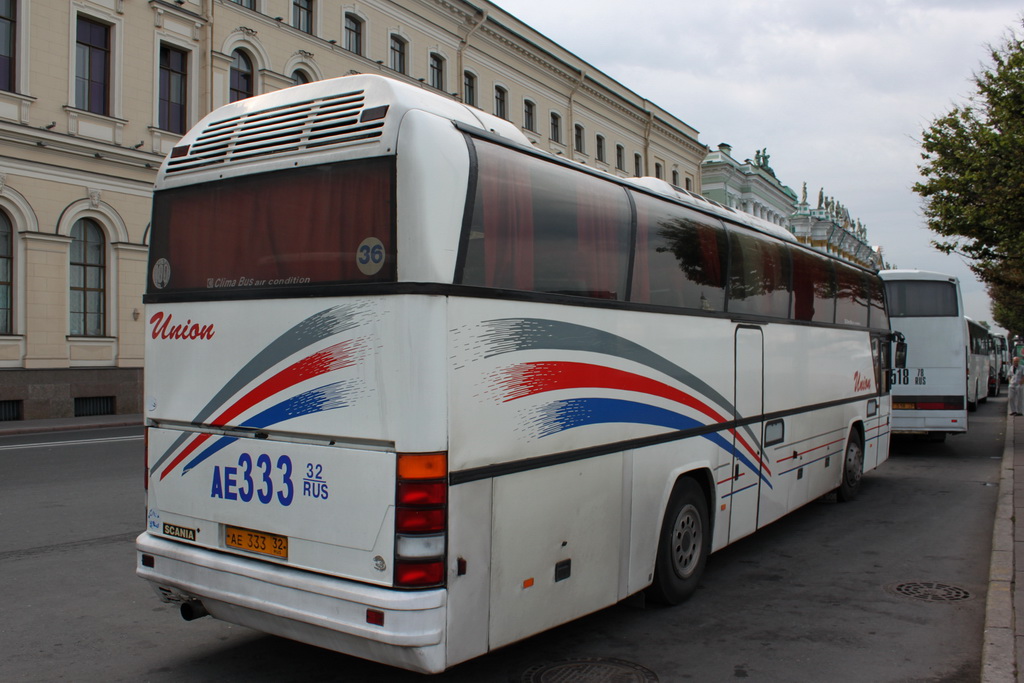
(522, 657, 659, 682)
(887, 581, 972, 602)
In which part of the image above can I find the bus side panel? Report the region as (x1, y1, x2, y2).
(444, 479, 493, 668)
(487, 454, 623, 649)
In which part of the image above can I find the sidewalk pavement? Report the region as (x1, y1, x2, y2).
(0, 410, 1018, 679)
(0, 412, 143, 436)
(983, 408, 1020, 683)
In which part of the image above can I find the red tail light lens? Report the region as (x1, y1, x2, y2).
(395, 560, 445, 587)
(394, 452, 447, 589)
(396, 508, 445, 533)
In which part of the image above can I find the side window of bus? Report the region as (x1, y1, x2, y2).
(629, 193, 727, 311)
(462, 139, 631, 300)
(790, 247, 835, 323)
(835, 264, 869, 327)
(726, 229, 792, 318)
(868, 277, 889, 330)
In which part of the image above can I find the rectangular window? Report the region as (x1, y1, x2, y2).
(494, 87, 507, 119)
(550, 113, 561, 143)
(0, 0, 15, 92)
(463, 72, 476, 106)
(596, 135, 605, 162)
(159, 45, 187, 134)
(834, 264, 870, 327)
(883, 280, 959, 317)
(629, 193, 727, 311)
(390, 36, 406, 73)
(461, 139, 632, 300)
(790, 247, 835, 323)
(523, 100, 535, 132)
(75, 16, 110, 116)
(574, 124, 585, 153)
(148, 158, 396, 296)
(293, 0, 313, 34)
(344, 14, 362, 54)
(429, 54, 444, 90)
(633, 153, 642, 177)
(232, 0, 256, 8)
(616, 145, 624, 171)
(726, 229, 792, 318)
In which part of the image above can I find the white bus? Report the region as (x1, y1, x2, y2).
(880, 270, 984, 439)
(137, 75, 896, 674)
(967, 319, 993, 405)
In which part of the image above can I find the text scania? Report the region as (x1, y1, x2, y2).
(149, 311, 215, 341)
(211, 453, 294, 506)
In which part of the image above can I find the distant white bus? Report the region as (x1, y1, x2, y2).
(137, 74, 898, 673)
(880, 270, 983, 439)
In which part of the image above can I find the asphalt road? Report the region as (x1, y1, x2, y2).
(0, 398, 1005, 682)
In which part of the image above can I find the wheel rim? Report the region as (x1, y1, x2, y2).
(844, 440, 863, 488)
(670, 503, 703, 579)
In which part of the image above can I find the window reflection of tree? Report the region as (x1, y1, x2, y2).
(653, 217, 726, 310)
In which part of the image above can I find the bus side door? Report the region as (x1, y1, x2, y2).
(729, 325, 764, 542)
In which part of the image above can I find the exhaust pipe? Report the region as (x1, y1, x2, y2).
(180, 599, 209, 621)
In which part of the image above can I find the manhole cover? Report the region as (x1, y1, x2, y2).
(887, 581, 972, 602)
(521, 657, 659, 682)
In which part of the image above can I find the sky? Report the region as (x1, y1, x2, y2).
(493, 0, 1023, 335)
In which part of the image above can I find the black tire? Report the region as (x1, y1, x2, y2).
(647, 478, 710, 605)
(837, 429, 864, 502)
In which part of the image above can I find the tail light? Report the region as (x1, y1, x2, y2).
(394, 452, 447, 588)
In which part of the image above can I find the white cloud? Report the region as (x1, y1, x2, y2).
(494, 0, 1023, 330)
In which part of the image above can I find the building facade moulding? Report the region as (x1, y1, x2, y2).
(55, 196, 130, 243)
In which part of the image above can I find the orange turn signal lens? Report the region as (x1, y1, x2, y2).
(397, 452, 447, 480)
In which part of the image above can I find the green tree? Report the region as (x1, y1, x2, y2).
(915, 23, 1024, 336)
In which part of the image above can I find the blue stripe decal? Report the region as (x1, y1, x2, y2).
(531, 397, 771, 488)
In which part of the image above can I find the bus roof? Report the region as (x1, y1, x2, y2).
(879, 269, 959, 284)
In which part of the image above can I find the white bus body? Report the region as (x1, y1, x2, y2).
(880, 270, 983, 438)
(137, 75, 894, 674)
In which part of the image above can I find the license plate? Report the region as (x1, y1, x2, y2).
(225, 525, 288, 560)
(893, 402, 915, 410)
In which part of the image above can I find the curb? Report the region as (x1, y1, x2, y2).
(982, 414, 1016, 682)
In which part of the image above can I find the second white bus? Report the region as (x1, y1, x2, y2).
(880, 269, 985, 439)
(137, 74, 898, 673)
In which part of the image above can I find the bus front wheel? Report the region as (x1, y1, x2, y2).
(837, 429, 864, 502)
(647, 478, 710, 605)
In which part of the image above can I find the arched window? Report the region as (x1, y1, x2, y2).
(0, 211, 11, 334)
(291, 69, 310, 85)
(229, 50, 254, 102)
(389, 35, 406, 74)
(574, 124, 585, 153)
(344, 14, 363, 55)
(429, 53, 445, 91)
(634, 153, 643, 177)
(70, 218, 105, 337)
(616, 144, 624, 171)
(596, 135, 606, 162)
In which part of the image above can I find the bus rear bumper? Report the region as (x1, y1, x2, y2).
(135, 533, 448, 674)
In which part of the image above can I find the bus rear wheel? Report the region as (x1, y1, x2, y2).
(837, 429, 864, 502)
(647, 478, 710, 605)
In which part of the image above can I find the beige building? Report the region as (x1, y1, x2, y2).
(0, 0, 709, 420)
